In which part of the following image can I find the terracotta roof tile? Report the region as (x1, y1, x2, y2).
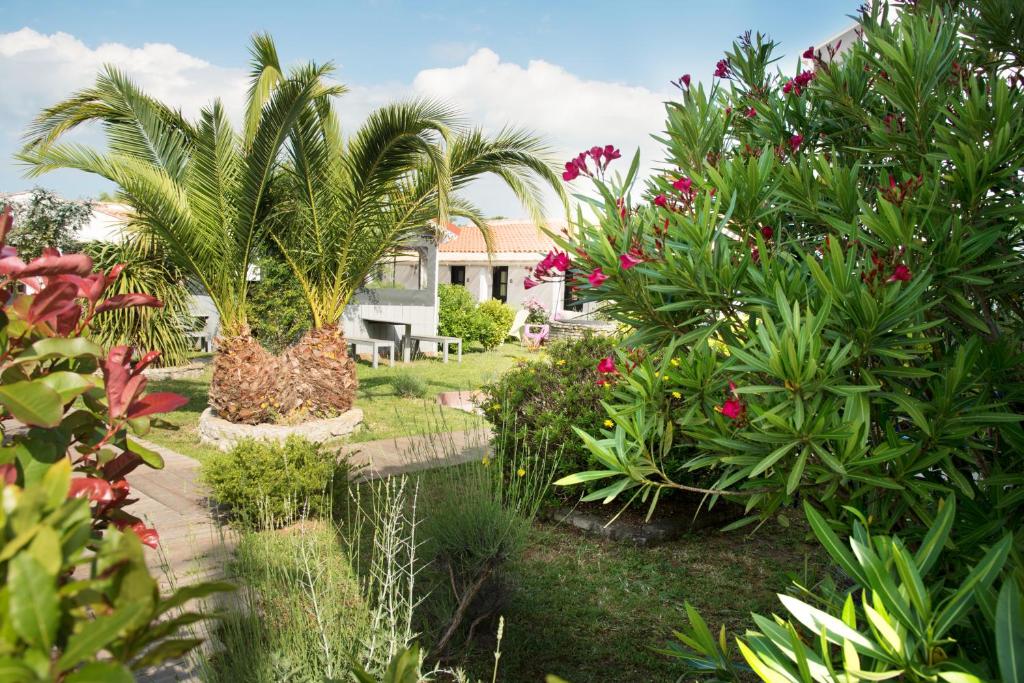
(438, 219, 565, 254)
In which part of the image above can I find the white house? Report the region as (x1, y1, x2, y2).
(437, 219, 569, 313)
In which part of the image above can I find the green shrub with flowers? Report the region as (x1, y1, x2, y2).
(481, 334, 616, 497)
(541, 0, 1024, 555)
(526, 1, 1024, 678)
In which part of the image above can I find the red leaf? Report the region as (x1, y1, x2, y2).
(95, 293, 163, 313)
(134, 350, 162, 373)
(126, 392, 188, 419)
(20, 253, 93, 278)
(103, 451, 143, 480)
(68, 477, 115, 503)
(26, 281, 80, 325)
(0, 464, 16, 485)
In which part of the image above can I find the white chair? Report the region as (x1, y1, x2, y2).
(509, 308, 530, 343)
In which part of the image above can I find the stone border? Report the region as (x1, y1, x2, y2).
(198, 407, 364, 451)
(546, 503, 742, 546)
(142, 362, 208, 381)
(547, 319, 617, 342)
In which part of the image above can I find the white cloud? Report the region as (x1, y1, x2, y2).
(1, 31, 670, 215)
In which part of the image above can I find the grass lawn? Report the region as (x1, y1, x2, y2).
(459, 520, 825, 682)
(144, 343, 532, 461)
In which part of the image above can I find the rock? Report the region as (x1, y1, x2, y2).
(197, 407, 364, 451)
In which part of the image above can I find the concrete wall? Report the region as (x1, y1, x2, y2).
(341, 241, 441, 353)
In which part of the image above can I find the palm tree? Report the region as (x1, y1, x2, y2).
(19, 38, 337, 423)
(258, 46, 568, 415)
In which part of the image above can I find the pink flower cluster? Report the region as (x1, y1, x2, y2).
(714, 59, 730, 79)
(783, 70, 815, 95)
(563, 145, 622, 181)
(524, 249, 570, 289)
(719, 381, 745, 420)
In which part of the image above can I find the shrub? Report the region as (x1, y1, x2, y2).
(391, 372, 428, 398)
(0, 204, 225, 676)
(666, 500, 1023, 683)
(476, 298, 515, 349)
(522, 297, 549, 324)
(481, 333, 615, 498)
(551, 1, 1024, 561)
(198, 521, 367, 682)
(201, 436, 350, 528)
(247, 250, 313, 354)
(414, 431, 554, 658)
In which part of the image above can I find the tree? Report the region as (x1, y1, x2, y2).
(255, 36, 567, 414)
(7, 187, 91, 258)
(84, 236, 195, 367)
(19, 38, 336, 423)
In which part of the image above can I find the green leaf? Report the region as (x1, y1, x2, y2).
(57, 603, 147, 671)
(37, 371, 98, 403)
(13, 337, 103, 364)
(803, 502, 868, 585)
(996, 579, 1024, 683)
(933, 535, 1012, 638)
(64, 662, 134, 683)
(553, 469, 621, 486)
(132, 637, 203, 669)
(0, 381, 63, 428)
(0, 658, 37, 682)
(158, 581, 235, 616)
(915, 496, 955, 575)
(126, 437, 164, 469)
(9, 554, 59, 650)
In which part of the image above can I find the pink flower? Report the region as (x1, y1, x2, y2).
(619, 249, 645, 270)
(597, 356, 617, 374)
(783, 80, 794, 95)
(524, 277, 538, 290)
(562, 162, 580, 182)
(589, 146, 604, 163)
(672, 176, 693, 194)
(714, 59, 730, 79)
(886, 264, 912, 283)
(760, 226, 774, 240)
(681, 74, 691, 88)
(745, 106, 757, 118)
(588, 267, 608, 287)
(803, 46, 815, 59)
(552, 251, 570, 272)
(603, 145, 622, 166)
(721, 397, 744, 419)
(653, 194, 668, 208)
(789, 134, 803, 152)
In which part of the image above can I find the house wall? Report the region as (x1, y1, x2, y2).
(437, 256, 563, 313)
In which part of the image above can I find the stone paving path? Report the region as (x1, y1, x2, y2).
(133, 428, 488, 682)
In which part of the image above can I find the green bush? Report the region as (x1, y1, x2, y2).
(481, 334, 615, 497)
(554, 1, 1024, 560)
(391, 372, 428, 398)
(201, 436, 349, 528)
(667, 500, 1023, 683)
(476, 299, 515, 350)
(247, 251, 313, 354)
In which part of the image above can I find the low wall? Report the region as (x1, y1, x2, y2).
(547, 319, 617, 342)
(198, 407, 364, 451)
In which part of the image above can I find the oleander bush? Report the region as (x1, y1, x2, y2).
(201, 436, 350, 529)
(549, 0, 1024, 566)
(481, 334, 615, 498)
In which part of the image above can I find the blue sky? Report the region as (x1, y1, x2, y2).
(1, 1, 857, 215)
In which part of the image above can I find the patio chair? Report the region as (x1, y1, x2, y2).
(522, 323, 549, 350)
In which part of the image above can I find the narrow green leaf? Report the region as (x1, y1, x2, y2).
(995, 579, 1024, 683)
(57, 603, 147, 671)
(9, 554, 59, 649)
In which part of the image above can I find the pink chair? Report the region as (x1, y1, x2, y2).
(522, 323, 549, 350)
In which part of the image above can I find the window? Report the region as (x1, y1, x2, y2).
(450, 265, 466, 287)
(491, 266, 508, 303)
(563, 267, 582, 310)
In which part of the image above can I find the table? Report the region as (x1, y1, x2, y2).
(360, 318, 413, 363)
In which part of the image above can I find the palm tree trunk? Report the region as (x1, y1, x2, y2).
(209, 330, 281, 424)
(279, 324, 358, 417)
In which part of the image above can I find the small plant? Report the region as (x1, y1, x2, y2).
(201, 436, 350, 529)
(476, 299, 515, 350)
(414, 430, 555, 658)
(391, 372, 429, 398)
(522, 297, 549, 325)
(664, 499, 1023, 683)
(482, 333, 615, 498)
